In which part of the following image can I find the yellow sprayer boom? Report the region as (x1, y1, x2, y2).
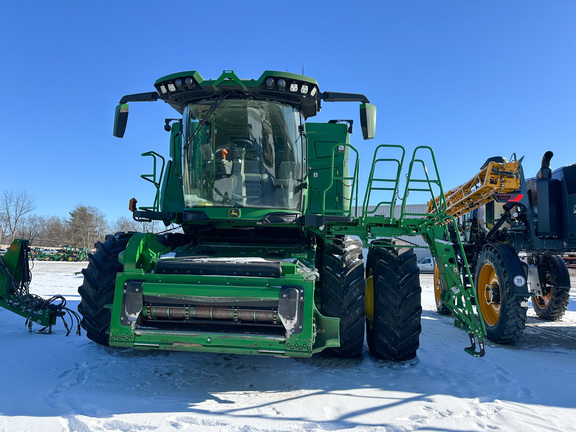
(427, 159, 521, 218)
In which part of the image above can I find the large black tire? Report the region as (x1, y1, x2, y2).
(532, 255, 571, 321)
(475, 245, 527, 344)
(366, 241, 422, 361)
(319, 237, 365, 358)
(78, 233, 132, 346)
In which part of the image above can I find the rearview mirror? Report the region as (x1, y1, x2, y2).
(360, 103, 376, 140)
(113, 103, 129, 138)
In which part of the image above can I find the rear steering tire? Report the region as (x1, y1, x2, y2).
(532, 255, 571, 321)
(366, 241, 422, 361)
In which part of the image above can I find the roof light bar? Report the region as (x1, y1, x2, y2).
(149, 71, 324, 118)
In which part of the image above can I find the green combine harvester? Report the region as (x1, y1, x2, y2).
(1, 70, 486, 359)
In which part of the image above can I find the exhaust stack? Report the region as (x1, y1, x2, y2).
(537, 151, 554, 179)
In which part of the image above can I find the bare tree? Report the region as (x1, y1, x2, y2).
(37, 216, 69, 246)
(16, 214, 46, 244)
(67, 205, 109, 248)
(110, 216, 140, 234)
(0, 189, 35, 243)
(142, 219, 163, 233)
(109, 215, 171, 235)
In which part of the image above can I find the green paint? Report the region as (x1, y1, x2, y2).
(90, 70, 487, 359)
(0, 240, 57, 327)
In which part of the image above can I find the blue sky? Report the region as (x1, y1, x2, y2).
(1, 1, 575, 223)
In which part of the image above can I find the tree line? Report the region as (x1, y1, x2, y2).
(0, 189, 159, 249)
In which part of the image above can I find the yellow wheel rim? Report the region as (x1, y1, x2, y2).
(434, 264, 443, 306)
(533, 294, 550, 309)
(533, 272, 552, 310)
(365, 268, 374, 322)
(477, 262, 501, 326)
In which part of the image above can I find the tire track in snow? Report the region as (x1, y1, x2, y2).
(63, 415, 157, 432)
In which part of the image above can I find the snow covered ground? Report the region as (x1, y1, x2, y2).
(1, 261, 575, 432)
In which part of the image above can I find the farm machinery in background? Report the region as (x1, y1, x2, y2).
(32, 246, 90, 262)
(429, 151, 575, 343)
(73, 69, 491, 360)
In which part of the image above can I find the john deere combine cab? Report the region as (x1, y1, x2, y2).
(77, 70, 487, 360)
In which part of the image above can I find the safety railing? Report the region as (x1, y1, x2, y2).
(318, 143, 360, 218)
(140, 151, 165, 212)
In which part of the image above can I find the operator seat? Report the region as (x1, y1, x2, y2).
(231, 146, 269, 205)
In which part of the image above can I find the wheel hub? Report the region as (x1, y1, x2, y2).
(483, 283, 501, 306)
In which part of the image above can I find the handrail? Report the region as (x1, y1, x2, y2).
(319, 143, 360, 217)
(140, 151, 166, 212)
(401, 146, 447, 220)
(361, 144, 405, 223)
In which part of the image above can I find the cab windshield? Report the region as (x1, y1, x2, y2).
(183, 99, 304, 211)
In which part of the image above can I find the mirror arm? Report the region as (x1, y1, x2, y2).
(321, 92, 370, 104)
(119, 92, 159, 104)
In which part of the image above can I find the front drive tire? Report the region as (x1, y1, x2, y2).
(78, 233, 132, 346)
(366, 241, 422, 361)
(475, 245, 527, 344)
(320, 237, 366, 358)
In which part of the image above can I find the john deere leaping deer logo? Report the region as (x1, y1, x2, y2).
(229, 208, 240, 218)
